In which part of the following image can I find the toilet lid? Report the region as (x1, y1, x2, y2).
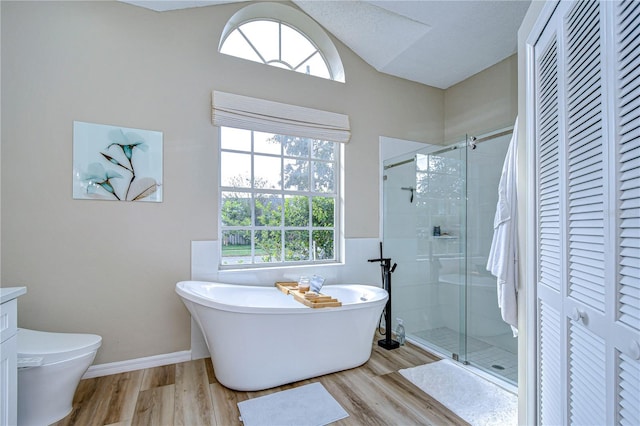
(17, 328, 102, 365)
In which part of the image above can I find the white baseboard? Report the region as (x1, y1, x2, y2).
(83, 350, 192, 379)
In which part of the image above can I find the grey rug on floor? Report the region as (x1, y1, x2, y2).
(399, 359, 517, 426)
(237, 382, 349, 426)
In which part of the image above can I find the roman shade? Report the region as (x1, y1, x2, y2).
(212, 91, 351, 143)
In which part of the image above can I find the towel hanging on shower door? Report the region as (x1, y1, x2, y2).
(487, 117, 519, 337)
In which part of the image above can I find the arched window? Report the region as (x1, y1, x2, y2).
(219, 3, 345, 82)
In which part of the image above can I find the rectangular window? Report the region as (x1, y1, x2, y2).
(219, 126, 339, 267)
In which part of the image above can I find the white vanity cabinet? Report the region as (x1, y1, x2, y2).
(1, 287, 26, 426)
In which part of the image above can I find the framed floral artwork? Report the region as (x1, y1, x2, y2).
(73, 121, 163, 202)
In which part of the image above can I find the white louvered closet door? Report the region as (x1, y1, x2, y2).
(533, 1, 640, 425)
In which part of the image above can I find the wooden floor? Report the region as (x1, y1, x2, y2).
(53, 341, 469, 426)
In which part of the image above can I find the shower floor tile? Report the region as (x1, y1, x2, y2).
(412, 327, 517, 384)
(414, 327, 492, 354)
(470, 346, 518, 383)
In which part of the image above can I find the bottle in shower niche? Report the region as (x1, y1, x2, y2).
(395, 318, 406, 346)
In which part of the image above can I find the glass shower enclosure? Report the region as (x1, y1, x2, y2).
(382, 129, 517, 384)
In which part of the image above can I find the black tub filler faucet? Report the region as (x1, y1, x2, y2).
(368, 242, 399, 350)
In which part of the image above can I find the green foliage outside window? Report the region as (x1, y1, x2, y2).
(220, 130, 337, 265)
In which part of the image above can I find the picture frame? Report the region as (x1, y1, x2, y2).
(72, 121, 163, 202)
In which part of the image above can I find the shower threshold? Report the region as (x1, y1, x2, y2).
(411, 327, 518, 386)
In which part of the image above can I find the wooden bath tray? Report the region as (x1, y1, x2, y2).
(275, 282, 342, 308)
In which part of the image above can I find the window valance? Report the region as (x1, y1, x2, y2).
(212, 91, 351, 143)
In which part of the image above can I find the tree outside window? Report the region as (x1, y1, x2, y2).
(220, 128, 338, 266)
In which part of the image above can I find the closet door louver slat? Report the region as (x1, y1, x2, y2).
(537, 36, 561, 294)
(539, 300, 563, 425)
(615, 2, 640, 422)
(566, 0, 606, 312)
(618, 353, 640, 426)
(536, 22, 565, 423)
(569, 323, 607, 425)
(616, 0, 640, 332)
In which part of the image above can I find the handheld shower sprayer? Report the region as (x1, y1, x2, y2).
(401, 187, 414, 203)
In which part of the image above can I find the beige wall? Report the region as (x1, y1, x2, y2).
(1, 1, 444, 363)
(444, 54, 518, 143)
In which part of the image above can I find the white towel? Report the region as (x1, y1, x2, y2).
(487, 117, 519, 337)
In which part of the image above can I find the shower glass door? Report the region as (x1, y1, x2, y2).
(383, 140, 467, 362)
(383, 129, 517, 385)
(464, 132, 516, 381)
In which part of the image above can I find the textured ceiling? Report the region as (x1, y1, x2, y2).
(120, 0, 531, 89)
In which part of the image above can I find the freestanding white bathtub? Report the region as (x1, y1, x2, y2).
(175, 281, 387, 391)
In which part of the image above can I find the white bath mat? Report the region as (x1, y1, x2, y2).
(237, 382, 349, 426)
(399, 359, 517, 426)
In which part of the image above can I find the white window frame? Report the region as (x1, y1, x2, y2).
(218, 127, 341, 269)
(220, 19, 332, 80)
(213, 91, 349, 269)
(218, 2, 345, 83)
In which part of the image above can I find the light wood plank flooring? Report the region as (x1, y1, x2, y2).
(53, 341, 469, 426)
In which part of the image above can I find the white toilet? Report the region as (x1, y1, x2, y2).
(17, 328, 102, 426)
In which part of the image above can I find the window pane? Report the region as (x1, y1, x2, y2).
(312, 230, 334, 260)
(221, 127, 251, 151)
(255, 230, 282, 263)
(295, 51, 330, 79)
(239, 21, 279, 62)
(254, 154, 281, 190)
(219, 13, 343, 83)
(282, 135, 310, 158)
(254, 131, 280, 155)
(219, 126, 338, 267)
(221, 152, 251, 187)
(312, 197, 334, 227)
(285, 230, 309, 261)
(313, 140, 335, 161)
(221, 192, 251, 226)
(284, 195, 309, 227)
(255, 193, 282, 226)
(283, 158, 309, 191)
(313, 161, 334, 193)
(221, 230, 252, 265)
(281, 24, 317, 69)
(220, 30, 263, 64)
